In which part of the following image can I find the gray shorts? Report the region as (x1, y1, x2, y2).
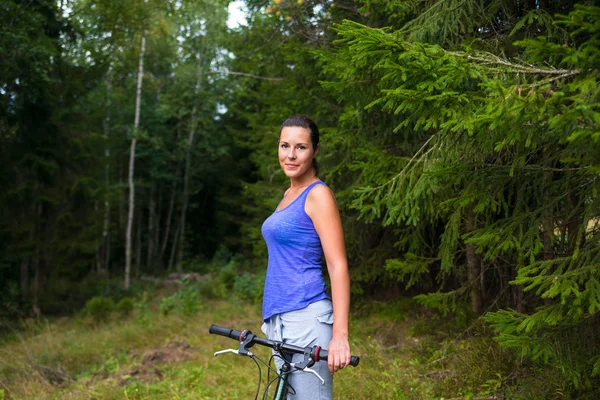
(261, 299, 334, 400)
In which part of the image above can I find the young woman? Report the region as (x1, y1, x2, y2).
(261, 115, 351, 399)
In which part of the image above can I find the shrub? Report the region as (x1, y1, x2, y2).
(233, 272, 265, 304)
(220, 264, 237, 290)
(197, 279, 227, 299)
(135, 292, 152, 327)
(116, 297, 134, 316)
(159, 295, 176, 316)
(159, 278, 202, 317)
(85, 297, 115, 322)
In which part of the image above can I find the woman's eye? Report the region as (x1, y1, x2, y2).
(298, 146, 306, 150)
(280, 144, 289, 148)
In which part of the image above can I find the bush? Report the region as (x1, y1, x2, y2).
(233, 272, 265, 304)
(85, 297, 115, 322)
(159, 295, 176, 316)
(197, 279, 227, 299)
(159, 278, 202, 317)
(220, 264, 238, 290)
(178, 280, 201, 316)
(135, 292, 152, 327)
(116, 297, 134, 316)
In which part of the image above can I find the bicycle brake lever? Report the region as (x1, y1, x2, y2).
(214, 349, 255, 357)
(289, 364, 325, 385)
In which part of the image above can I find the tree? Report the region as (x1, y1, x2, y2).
(322, 3, 599, 391)
(0, 0, 108, 315)
(125, 29, 146, 289)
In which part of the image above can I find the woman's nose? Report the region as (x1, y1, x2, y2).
(287, 148, 296, 159)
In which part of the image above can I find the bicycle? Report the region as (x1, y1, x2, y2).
(209, 324, 360, 400)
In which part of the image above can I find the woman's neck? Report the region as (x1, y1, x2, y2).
(289, 173, 318, 189)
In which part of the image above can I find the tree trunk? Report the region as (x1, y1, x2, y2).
(119, 160, 125, 233)
(176, 51, 203, 271)
(567, 192, 584, 255)
(32, 201, 42, 317)
(168, 224, 180, 272)
(33, 254, 46, 318)
(33, 250, 47, 318)
(103, 70, 112, 286)
(542, 172, 554, 260)
(125, 32, 146, 290)
(154, 184, 162, 268)
(20, 259, 29, 305)
(465, 207, 484, 315)
(515, 284, 525, 313)
(160, 162, 180, 264)
(136, 207, 142, 279)
(21, 209, 36, 305)
(147, 183, 155, 269)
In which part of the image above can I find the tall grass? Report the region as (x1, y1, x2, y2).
(0, 290, 566, 399)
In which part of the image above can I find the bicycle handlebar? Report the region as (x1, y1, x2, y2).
(209, 324, 360, 367)
(209, 324, 243, 340)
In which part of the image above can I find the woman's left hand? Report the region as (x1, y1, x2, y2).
(326, 335, 351, 374)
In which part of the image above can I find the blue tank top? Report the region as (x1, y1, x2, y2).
(261, 180, 330, 322)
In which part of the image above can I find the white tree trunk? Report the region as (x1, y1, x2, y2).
(125, 32, 146, 290)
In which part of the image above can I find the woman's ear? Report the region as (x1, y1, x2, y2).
(314, 143, 320, 157)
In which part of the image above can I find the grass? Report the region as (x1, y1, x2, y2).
(0, 292, 544, 400)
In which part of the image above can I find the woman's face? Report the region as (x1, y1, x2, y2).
(278, 126, 318, 180)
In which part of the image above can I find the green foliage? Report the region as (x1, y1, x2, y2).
(484, 308, 600, 390)
(159, 295, 176, 317)
(319, 2, 600, 393)
(159, 279, 202, 317)
(135, 292, 152, 327)
(85, 297, 115, 322)
(115, 297, 134, 316)
(2, 0, 599, 397)
(384, 254, 434, 289)
(233, 272, 265, 304)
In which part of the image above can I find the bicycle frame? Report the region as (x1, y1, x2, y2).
(272, 358, 291, 399)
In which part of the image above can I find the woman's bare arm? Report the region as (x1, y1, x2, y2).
(306, 184, 351, 373)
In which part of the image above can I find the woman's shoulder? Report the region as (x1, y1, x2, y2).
(305, 181, 337, 215)
(308, 180, 333, 197)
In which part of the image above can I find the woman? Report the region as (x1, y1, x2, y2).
(261, 115, 351, 399)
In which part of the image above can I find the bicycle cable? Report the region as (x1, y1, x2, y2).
(262, 353, 296, 399)
(249, 352, 294, 400)
(249, 355, 262, 400)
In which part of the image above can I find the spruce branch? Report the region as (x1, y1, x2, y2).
(372, 134, 437, 191)
(480, 164, 588, 172)
(463, 52, 581, 76)
(397, 0, 470, 36)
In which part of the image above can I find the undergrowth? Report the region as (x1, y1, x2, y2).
(0, 285, 592, 399)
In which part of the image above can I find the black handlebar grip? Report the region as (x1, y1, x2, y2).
(209, 324, 242, 340)
(317, 349, 360, 367)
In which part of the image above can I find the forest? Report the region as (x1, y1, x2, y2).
(1, 0, 599, 398)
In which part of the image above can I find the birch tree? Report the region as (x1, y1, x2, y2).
(125, 31, 146, 289)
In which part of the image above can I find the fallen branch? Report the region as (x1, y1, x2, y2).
(420, 369, 455, 378)
(445, 396, 504, 400)
(30, 363, 75, 387)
